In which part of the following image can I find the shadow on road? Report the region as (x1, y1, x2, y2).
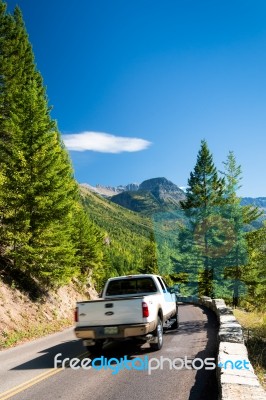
(10, 337, 157, 371)
(11, 339, 85, 370)
(188, 306, 219, 400)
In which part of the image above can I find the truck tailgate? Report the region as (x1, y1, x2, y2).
(76, 297, 144, 326)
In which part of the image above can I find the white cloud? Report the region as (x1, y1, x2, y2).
(62, 131, 152, 153)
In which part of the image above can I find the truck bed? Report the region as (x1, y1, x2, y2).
(76, 296, 152, 326)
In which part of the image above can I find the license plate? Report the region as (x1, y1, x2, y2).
(104, 326, 118, 334)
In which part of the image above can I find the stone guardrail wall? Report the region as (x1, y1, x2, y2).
(177, 295, 266, 400)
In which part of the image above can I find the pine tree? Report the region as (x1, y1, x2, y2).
(180, 140, 225, 297)
(71, 203, 106, 278)
(0, 4, 78, 287)
(180, 140, 224, 212)
(219, 152, 247, 305)
(140, 232, 159, 274)
(219, 152, 263, 306)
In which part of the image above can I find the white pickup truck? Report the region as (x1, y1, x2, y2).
(74, 274, 179, 352)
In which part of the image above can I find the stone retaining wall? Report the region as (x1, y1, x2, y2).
(177, 296, 266, 400)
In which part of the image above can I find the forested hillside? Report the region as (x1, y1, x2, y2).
(0, 3, 157, 297)
(0, 3, 103, 295)
(80, 186, 154, 289)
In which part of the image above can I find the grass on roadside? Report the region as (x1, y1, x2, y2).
(234, 309, 266, 389)
(0, 318, 72, 349)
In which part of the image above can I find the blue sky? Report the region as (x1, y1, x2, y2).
(6, 0, 266, 196)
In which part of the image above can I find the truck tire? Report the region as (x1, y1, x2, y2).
(150, 316, 163, 351)
(170, 307, 179, 330)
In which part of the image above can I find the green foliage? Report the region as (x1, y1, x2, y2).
(0, 1, 154, 294)
(70, 202, 108, 291)
(177, 145, 262, 301)
(180, 140, 225, 212)
(218, 152, 248, 305)
(111, 190, 162, 215)
(0, 3, 104, 290)
(243, 226, 266, 310)
(71, 203, 105, 275)
(80, 187, 152, 290)
(179, 140, 225, 296)
(218, 152, 265, 307)
(139, 232, 159, 274)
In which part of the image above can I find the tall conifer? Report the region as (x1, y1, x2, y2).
(180, 140, 225, 296)
(220, 152, 261, 306)
(0, 3, 78, 286)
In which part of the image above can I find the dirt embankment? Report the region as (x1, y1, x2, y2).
(0, 280, 98, 349)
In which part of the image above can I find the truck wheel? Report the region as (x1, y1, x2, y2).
(150, 316, 163, 351)
(87, 340, 103, 354)
(171, 308, 179, 330)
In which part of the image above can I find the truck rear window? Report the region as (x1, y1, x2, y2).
(105, 277, 157, 296)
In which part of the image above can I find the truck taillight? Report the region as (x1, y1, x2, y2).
(74, 307, 78, 322)
(142, 302, 149, 318)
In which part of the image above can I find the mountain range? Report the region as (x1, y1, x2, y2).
(81, 177, 266, 220)
(82, 177, 186, 216)
(79, 177, 265, 284)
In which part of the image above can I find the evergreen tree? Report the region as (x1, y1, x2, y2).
(157, 241, 174, 275)
(219, 152, 247, 305)
(180, 140, 225, 297)
(180, 140, 224, 212)
(140, 232, 159, 274)
(0, 4, 78, 286)
(219, 152, 262, 306)
(71, 203, 106, 278)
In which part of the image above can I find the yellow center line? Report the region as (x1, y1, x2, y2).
(0, 351, 89, 400)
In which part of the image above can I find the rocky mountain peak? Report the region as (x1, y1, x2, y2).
(110, 177, 186, 215)
(139, 177, 184, 194)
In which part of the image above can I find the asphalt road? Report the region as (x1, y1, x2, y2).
(0, 304, 219, 400)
